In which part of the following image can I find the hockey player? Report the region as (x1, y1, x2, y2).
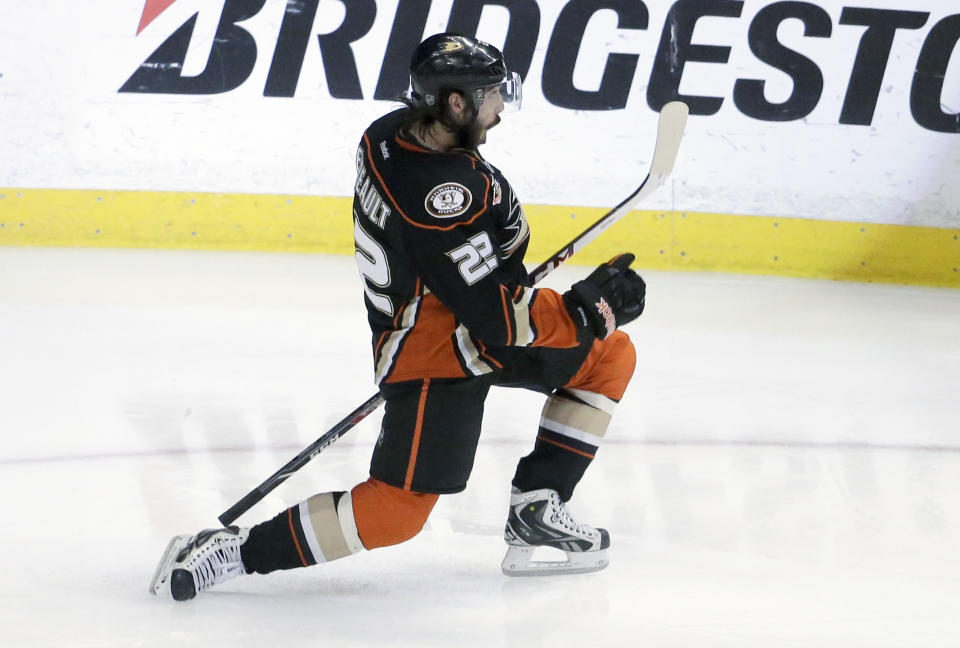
(151, 33, 646, 601)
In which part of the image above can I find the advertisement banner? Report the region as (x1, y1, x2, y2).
(1, 0, 957, 222)
(0, 1, 958, 284)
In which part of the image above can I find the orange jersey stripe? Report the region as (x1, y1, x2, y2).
(499, 285, 514, 346)
(475, 340, 503, 369)
(374, 330, 390, 359)
(363, 133, 410, 223)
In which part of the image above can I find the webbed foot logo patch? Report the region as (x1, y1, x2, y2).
(425, 183, 472, 218)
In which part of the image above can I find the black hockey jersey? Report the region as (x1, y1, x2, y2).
(352, 109, 582, 385)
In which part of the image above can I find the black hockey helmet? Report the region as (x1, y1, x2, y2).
(409, 33, 521, 111)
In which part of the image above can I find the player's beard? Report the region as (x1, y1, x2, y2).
(457, 114, 500, 149)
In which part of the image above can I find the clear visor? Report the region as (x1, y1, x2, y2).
(498, 71, 522, 112)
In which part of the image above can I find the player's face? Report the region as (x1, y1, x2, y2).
(472, 85, 504, 145)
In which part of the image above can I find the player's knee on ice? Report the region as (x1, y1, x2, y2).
(352, 478, 439, 549)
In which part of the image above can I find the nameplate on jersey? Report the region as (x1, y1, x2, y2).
(355, 146, 391, 229)
(424, 183, 472, 219)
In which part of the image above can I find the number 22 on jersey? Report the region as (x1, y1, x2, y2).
(354, 217, 394, 316)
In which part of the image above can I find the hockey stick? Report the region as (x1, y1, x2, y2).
(218, 101, 689, 526)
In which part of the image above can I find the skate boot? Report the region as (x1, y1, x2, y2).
(502, 487, 610, 577)
(149, 526, 249, 601)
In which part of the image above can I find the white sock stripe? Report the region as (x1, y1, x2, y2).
(336, 491, 366, 554)
(539, 417, 602, 447)
(563, 388, 618, 415)
(297, 500, 325, 563)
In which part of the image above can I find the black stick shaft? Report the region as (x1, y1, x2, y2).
(218, 393, 384, 525)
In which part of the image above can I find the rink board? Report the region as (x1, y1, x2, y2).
(2, 187, 957, 288)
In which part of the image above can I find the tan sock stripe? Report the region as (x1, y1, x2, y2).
(541, 396, 612, 444)
(300, 493, 353, 562)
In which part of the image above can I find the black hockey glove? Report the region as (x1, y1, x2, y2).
(564, 253, 646, 340)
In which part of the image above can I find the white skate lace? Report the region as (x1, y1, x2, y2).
(189, 536, 244, 593)
(548, 492, 596, 539)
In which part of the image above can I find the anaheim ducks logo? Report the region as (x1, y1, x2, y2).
(438, 40, 464, 53)
(425, 182, 472, 218)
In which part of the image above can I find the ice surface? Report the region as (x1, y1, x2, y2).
(1, 247, 958, 647)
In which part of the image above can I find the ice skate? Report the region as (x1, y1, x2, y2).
(501, 487, 610, 576)
(149, 526, 249, 601)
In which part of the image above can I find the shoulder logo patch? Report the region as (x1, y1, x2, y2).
(425, 183, 472, 218)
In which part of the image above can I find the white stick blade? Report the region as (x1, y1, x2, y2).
(649, 101, 689, 178)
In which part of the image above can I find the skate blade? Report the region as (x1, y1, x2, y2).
(149, 534, 191, 596)
(501, 545, 609, 577)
